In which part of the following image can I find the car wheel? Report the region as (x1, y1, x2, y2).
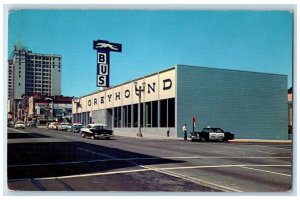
(81, 133, 86, 138)
(200, 137, 206, 142)
(91, 135, 95, 140)
(105, 137, 110, 140)
(223, 138, 229, 143)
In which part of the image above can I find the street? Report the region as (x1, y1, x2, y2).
(7, 127, 292, 192)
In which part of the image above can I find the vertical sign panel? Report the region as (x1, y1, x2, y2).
(93, 40, 122, 88)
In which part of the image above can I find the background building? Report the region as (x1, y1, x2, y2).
(73, 65, 288, 140)
(26, 94, 73, 126)
(8, 40, 62, 122)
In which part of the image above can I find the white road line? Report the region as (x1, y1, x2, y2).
(127, 160, 243, 192)
(7, 156, 291, 167)
(254, 145, 292, 151)
(9, 129, 27, 133)
(76, 147, 117, 159)
(239, 166, 291, 177)
(8, 164, 291, 182)
(162, 156, 291, 159)
(157, 164, 291, 171)
(38, 168, 151, 180)
(8, 129, 42, 138)
(7, 159, 115, 167)
(213, 145, 275, 154)
(155, 169, 243, 192)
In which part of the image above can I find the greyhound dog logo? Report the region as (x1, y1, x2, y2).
(96, 43, 119, 51)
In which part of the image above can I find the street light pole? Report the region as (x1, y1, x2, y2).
(44, 97, 53, 121)
(73, 97, 80, 123)
(135, 80, 146, 137)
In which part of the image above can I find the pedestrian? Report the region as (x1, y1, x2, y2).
(182, 124, 187, 140)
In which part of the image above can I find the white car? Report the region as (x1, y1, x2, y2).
(14, 121, 25, 129)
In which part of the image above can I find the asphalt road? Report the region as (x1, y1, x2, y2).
(6, 127, 292, 193)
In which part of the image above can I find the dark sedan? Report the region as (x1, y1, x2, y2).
(80, 124, 113, 140)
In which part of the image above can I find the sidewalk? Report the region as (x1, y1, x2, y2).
(112, 131, 182, 141)
(36, 126, 292, 144)
(112, 130, 292, 144)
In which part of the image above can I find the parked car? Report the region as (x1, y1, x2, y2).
(58, 122, 70, 131)
(26, 121, 36, 127)
(14, 121, 25, 129)
(190, 127, 234, 142)
(48, 122, 60, 130)
(80, 124, 113, 140)
(68, 123, 83, 133)
(9, 121, 14, 127)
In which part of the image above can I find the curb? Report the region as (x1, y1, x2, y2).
(228, 139, 292, 145)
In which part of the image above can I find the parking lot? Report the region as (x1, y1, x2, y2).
(6, 127, 292, 192)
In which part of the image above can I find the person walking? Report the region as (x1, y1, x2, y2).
(182, 124, 187, 140)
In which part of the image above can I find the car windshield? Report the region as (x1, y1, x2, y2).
(16, 121, 24, 124)
(203, 128, 209, 132)
(74, 125, 82, 128)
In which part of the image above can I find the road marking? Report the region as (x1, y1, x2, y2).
(7, 156, 291, 167)
(162, 156, 291, 159)
(8, 164, 292, 181)
(7, 155, 291, 192)
(8, 129, 43, 138)
(8, 159, 115, 167)
(239, 166, 291, 177)
(76, 147, 118, 159)
(212, 145, 275, 154)
(9, 128, 27, 133)
(127, 160, 243, 192)
(38, 168, 151, 180)
(8, 146, 292, 192)
(158, 164, 291, 171)
(254, 145, 292, 151)
(153, 168, 243, 192)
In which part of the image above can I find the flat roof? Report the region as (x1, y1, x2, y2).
(177, 64, 287, 77)
(78, 64, 287, 98)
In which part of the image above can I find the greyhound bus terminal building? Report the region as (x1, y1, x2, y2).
(72, 65, 288, 140)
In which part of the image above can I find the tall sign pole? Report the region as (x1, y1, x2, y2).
(193, 116, 196, 133)
(93, 40, 122, 87)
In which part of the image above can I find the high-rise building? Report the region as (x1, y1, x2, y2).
(8, 40, 62, 121)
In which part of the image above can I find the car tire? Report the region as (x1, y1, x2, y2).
(200, 137, 206, 142)
(81, 133, 86, 138)
(91, 135, 95, 140)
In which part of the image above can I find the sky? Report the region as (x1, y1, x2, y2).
(7, 9, 293, 97)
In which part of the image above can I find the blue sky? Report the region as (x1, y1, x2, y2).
(8, 10, 293, 97)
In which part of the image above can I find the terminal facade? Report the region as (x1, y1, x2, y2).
(72, 65, 288, 140)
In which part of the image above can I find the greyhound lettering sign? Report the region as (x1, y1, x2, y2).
(93, 40, 122, 87)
